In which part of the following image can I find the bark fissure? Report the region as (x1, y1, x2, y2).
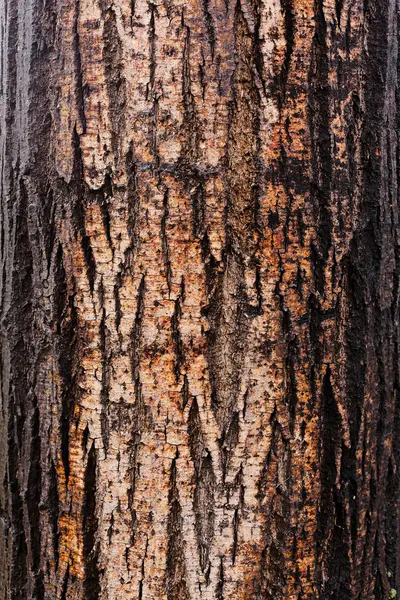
(83, 443, 100, 600)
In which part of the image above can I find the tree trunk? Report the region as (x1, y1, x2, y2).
(1, 0, 399, 598)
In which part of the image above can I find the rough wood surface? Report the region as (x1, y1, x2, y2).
(1, 0, 400, 598)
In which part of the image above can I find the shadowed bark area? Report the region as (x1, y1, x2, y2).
(1, 0, 400, 598)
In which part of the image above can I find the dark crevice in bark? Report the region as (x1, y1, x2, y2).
(385, 456, 399, 594)
(166, 452, 190, 600)
(181, 374, 190, 411)
(335, 0, 344, 25)
(325, 0, 390, 589)
(27, 402, 44, 599)
(5, 0, 18, 152)
(83, 443, 100, 600)
(279, 145, 295, 251)
(7, 176, 33, 600)
(280, 301, 298, 435)
(60, 563, 70, 600)
(29, 0, 56, 273)
(148, 3, 157, 94)
(296, 208, 306, 248)
(342, 237, 380, 578)
(54, 244, 78, 483)
(97, 174, 114, 255)
(388, 29, 400, 579)
(188, 398, 215, 574)
(107, 511, 115, 546)
(103, 8, 126, 160)
(361, 0, 395, 592)
(206, 2, 260, 438)
(185, 171, 217, 305)
(216, 556, 224, 600)
(190, 181, 206, 240)
(388, 201, 400, 589)
(374, 561, 384, 600)
(308, 0, 332, 296)
(114, 271, 122, 332)
(127, 276, 146, 546)
(232, 506, 239, 565)
(316, 366, 344, 596)
(8, 411, 28, 600)
(375, 320, 394, 494)
(99, 296, 110, 456)
(220, 411, 240, 480)
(131, 0, 136, 20)
(131, 274, 145, 382)
(126, 148, 139, 231)
(198, 52, 207, 100)
(70, 130, 96, 293)
(42, 187, 57, 273)
(257, 410, 291, 600)
(47, 460, 60, 570)
(161, 187, 172, 294)
(345, 91, 363, 215)
(81, 233, 96, 294)
(308, 294, 328, 371)
(171, 277, 184, 379)
(199, 230, 219, 301)
(268, 211, 280, 231)
(127, 442, 139, 547)
(201, 0, 216, 60)
(226, 1, 262, 258)
(232, 476, 244, 566)
(138, 535, 148, 600)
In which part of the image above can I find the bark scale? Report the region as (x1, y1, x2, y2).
(0, 0, 399, 598)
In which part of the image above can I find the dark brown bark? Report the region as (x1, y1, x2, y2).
(1, 0, 400, 598)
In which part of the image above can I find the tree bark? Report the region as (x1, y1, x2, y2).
(1, 0, 399, 598)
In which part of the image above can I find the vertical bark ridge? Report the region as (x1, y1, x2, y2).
(166, 453, 190, 600)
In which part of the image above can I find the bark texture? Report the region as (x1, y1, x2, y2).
(1, 0, 400, 598)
